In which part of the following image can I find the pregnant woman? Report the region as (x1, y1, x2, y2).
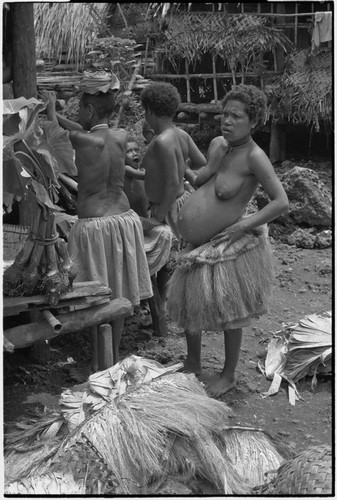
(167, 85, 289, 397)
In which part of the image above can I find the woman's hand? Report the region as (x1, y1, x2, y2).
(38, 90, 57, 120)
(210, 219, 247, 248)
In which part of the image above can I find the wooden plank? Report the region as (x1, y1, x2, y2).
(3, 283, 111, 315)
(5, 298, 133, 349)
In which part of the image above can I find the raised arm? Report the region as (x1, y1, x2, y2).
(39, 90, 83, 131)
(195, 136, 228, 188)
(186, 134, 206, 169)
(125, 164, 145, 180)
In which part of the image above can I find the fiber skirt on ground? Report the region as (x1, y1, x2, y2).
(167, 226, 273, 331)
(68, 210, 153, 306)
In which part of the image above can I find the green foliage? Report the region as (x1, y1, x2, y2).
(3, 97, 76, 213)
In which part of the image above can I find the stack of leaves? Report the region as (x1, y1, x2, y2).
(3, 97, 78, 304)
(259, 311, 332, 403)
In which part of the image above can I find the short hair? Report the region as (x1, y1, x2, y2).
(80, 91, 116, 119)
(222, 85, 267, 130)
(140, 82, 181, 118)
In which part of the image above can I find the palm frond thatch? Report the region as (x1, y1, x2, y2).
(265, 49, 332, 131)
(159, 13, 291, 69)
(34, 3, 109, 68)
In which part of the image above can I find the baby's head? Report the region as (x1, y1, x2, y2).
(142, 120, 155, 145)
(126, 137, 141, 168)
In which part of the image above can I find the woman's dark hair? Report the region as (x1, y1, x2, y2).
(140, 82, 181, 118)
(222, 85, 267, 130)
(80, 91, 116, 119)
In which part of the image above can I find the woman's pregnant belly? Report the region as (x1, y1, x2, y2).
(178, 176, 245, 246)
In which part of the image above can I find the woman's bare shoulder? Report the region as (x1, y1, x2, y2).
(248, 143, 274, 170)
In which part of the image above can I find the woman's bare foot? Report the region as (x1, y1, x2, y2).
(201, 373, 235, 398)
(183, 358, 202, 376)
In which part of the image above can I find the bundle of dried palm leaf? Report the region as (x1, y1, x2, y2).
(5, 356, 294, 495)
(259, 311, 332, 404)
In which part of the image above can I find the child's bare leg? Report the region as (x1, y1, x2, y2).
(111, 317, 124, 364)
(157, 264, 170, 304)
(184, 329, 202, 375)
(206, 328, 242, 397)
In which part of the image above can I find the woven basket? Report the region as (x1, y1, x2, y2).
(3, 224, 30, 261)
(253, 445, 332, 495)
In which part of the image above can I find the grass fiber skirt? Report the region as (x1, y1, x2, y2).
(167, 226, 273, 331)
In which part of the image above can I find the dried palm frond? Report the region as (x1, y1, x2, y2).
(159, 12, 291, 70)
(265, 49, 332, 131)
(34, 3, 109, 68)
(259, 311, 332, 403)
(285, 311, 332, 386)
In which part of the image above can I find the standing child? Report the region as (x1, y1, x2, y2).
(140, 82, 206, 244)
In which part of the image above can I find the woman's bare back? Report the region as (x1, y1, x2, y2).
(74, 128, 130, 218)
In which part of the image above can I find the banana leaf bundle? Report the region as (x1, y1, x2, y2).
(259, 311, 332, 403)
(4, 356, 294, 495)
(3, 97, 77, 305)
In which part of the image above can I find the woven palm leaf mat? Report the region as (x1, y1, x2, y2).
(253, 444, 332, 495)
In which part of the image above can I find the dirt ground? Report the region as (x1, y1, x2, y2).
(3, 243, 332, 448)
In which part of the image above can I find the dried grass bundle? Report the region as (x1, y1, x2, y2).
(4, 356, 294, 495)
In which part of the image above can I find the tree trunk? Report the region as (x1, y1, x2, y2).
(12, 3, 37, 99)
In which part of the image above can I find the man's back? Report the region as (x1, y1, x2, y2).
(71, 127, 130, 218)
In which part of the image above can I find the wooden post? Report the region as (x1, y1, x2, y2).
(26, 309, 51, 364)
(143, 36, 150, 78)
(97, 324, 113, 370)
(91, 326, 99, 373)
(12, 3, 37, 99)
(185, 59, 191, 103)
(270, 3, 286, 162)
(294, 3, 298, 47)
(212, 56, 218, 102)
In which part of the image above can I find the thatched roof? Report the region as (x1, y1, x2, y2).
(34, 3, 109, 68)
(265, 49, 332, 131)
(158, 12, 291, 69)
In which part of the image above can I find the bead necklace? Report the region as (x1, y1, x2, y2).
(90, 124, 109, 132)
(227, 136, 253, 153)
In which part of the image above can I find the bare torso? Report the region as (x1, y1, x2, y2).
(73, 128, 130, 218)
(178, 141, 260, 246)
(142, 126, 193, 203)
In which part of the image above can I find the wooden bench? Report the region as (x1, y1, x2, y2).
(3, 281, 133, 371)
